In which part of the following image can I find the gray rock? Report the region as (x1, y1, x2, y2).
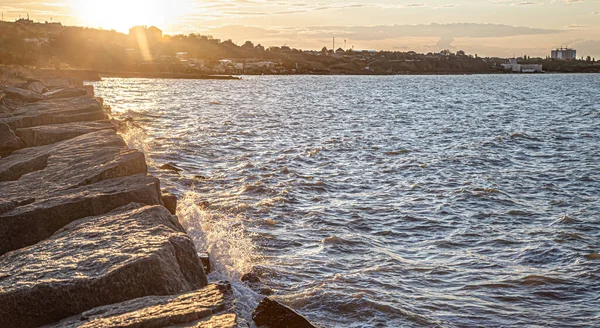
(241, 272, 274, 296)
(0, 122, 23, 155)
(253, 297, 316, 328)
(0, 96, 105, 129)
(0, 203, 208, 328)
(15, 120, 116, 147)
(44, 283, 236, 328)
(162, 192, 178, 215)
(0, 130, 162, 254)
(19, 80, 48, 94)
(43, 87, 88, 100)
(160, 162, 183, 173)
(199, 252, 211, 274)
(1, 85, 43, 102)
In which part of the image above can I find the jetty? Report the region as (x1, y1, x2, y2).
(0, 77, 314, 327)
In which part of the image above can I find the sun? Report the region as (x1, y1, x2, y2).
(69, 0, 192, 32)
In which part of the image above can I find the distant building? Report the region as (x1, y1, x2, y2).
(501, 58, 543, 73)
(15, 18, 34, 24)
(551, 47, 576, 60)
(146, 26, 162, 40)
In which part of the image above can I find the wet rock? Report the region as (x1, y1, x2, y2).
(0, 122, 23, 155)
(1, 85, 43, 102)
(0, 203, 208, 328)
(45, 283, 236, 328)
(241, 272, 274, 296)
(162, 192, 178, 215)
(43, 87, 88, 100)
(199, 252, 212, 274)
(14, 120, 116, 147)
(0, 96, 104, 129)
(253, 297, 315, 328)
(242, 272, 262, 283)
(84, 85, 95, 97)
(160, 162, 183, 172)
(0, 130, 161, 254)
(19, 80, 49, 94)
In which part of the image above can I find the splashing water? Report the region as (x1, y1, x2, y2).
(178, 191, 261, 278)
(177, 191, 263, 323)
(119, 122, 150, 155)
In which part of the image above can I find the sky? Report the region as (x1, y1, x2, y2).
(1, 0, 599, 58)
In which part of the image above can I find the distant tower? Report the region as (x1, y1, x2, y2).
(332, 37, 335, 51)
(344, 39, 347, 50)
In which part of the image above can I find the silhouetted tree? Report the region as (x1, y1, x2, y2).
(241, 41, 254, 49)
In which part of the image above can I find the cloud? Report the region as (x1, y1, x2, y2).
(436, 36, 455, 48)
(205, 23, 563, 44)
(565, 24, 587, 29)
(512, 1, 543, 5)
(559, 0, 600, 3)
(303, 23, 563, 41)
(571, 39, 600, 57)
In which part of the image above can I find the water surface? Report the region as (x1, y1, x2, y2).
(93, 74, 600, 327)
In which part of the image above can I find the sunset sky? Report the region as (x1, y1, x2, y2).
(1, 0, 599, 57)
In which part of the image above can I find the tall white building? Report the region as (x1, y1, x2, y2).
(551, 48, 576, 60)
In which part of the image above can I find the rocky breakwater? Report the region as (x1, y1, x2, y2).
(0, 79, 317, 328)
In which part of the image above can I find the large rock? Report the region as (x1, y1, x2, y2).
(15, 120, 116, 147)
(0, 203, 208, 328)
(45, 283, 236, 328)
(0, 96, 105, 129)
(43, 87, 88, 100)
(0, 122, 23, 155)
(19, 80, 49, 94)
(1, 85, 43, 102)
(253, 297, 316, 328)
(0, 129, 161, 254)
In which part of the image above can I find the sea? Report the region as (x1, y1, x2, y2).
(91, 74, 600, 328)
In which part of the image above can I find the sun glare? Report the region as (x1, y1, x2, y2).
(69, 0, 192, 32)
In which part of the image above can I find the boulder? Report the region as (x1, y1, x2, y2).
(253, 298, 315, 328)
(0, 130, 162, 254)
(162, 192, 178, 214)
(160, 162, 183, 173)
(199, 252, 212, 274)
(0, 203, 208, 328)
(43, 87, 88, 100)
(241, 272, 274, 296)
(0, 122, 23, 155)
(19, 80, 48, 94)
(84, 85, 95, 97)
(45, 283, 236, 328)
(1, 85, 43, 102)
(0, 96, 105, 129)
(15, 120, 116, 147)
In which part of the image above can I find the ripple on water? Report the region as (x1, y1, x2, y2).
(93, 74, 600, 328)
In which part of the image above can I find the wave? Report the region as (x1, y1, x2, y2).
(119, 122, 150, 155)
(176, 191, 263, 323)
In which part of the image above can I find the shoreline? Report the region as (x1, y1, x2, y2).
(0, 78, 315, 327)
(99, 71, 241, 80)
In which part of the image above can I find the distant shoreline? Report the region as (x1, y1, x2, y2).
(99, 71, 241, 80)
(97, 71, 600, 80)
